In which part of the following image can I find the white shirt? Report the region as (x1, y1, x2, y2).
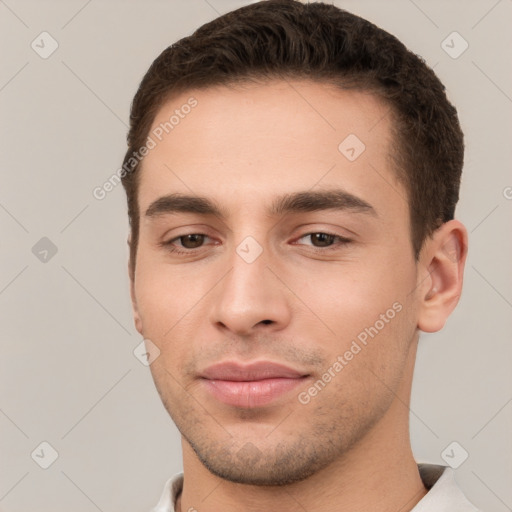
(150, 463, 481, 512)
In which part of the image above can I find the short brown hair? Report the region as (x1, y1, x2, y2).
(122, 0, 464, 277)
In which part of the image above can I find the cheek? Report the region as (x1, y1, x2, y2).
(134, 273, 171, 334)
(295, 282, 413, 419)
(288, 251, 416, 388)
(289, 257, 408, 337)
(134, 251, 202, 327)
(133, 258, 217, 374)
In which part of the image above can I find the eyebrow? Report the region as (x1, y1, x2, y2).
(144, 189, 378, 219)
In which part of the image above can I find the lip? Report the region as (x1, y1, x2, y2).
(200, 361, 309, 408)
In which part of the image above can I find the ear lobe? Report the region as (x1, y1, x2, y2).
(416, 220, 468, 333)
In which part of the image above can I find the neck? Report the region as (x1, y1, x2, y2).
(177, 341, 426, 512)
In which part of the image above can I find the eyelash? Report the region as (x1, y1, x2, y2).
(161, 232, 352, 255)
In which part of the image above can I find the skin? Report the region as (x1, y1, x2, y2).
(129, 79, 468, 512)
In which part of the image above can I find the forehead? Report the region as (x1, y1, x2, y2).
(137, 79, 407, 224)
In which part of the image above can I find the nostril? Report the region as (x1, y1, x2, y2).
(260, 319, 273, 325)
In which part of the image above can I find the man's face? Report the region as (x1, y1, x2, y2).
(131, 80, 422, 485)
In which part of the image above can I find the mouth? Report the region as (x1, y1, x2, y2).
(199, 361, 310, 408)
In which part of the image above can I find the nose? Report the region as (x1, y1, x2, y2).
(210, 242, 292, 337)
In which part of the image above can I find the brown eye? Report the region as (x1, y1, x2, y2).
(309, 233, 336, 247)
(161, 233, 215, 255)
(294, 232, 352, 252)
(178, 234, 206, 249)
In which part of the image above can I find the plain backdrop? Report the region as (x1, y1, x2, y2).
(1, 1, 511, 511)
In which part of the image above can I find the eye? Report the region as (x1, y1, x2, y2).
(294, 232, 352, 251)
(162, 233, 212, 254)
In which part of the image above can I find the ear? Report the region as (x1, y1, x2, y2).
(416, 219, 468, 333)
(128, 235, 143, 335)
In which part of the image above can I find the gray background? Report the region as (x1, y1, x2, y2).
(1, 0, 511, 511)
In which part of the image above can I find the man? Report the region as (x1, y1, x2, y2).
(121, 1, 479, 510)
